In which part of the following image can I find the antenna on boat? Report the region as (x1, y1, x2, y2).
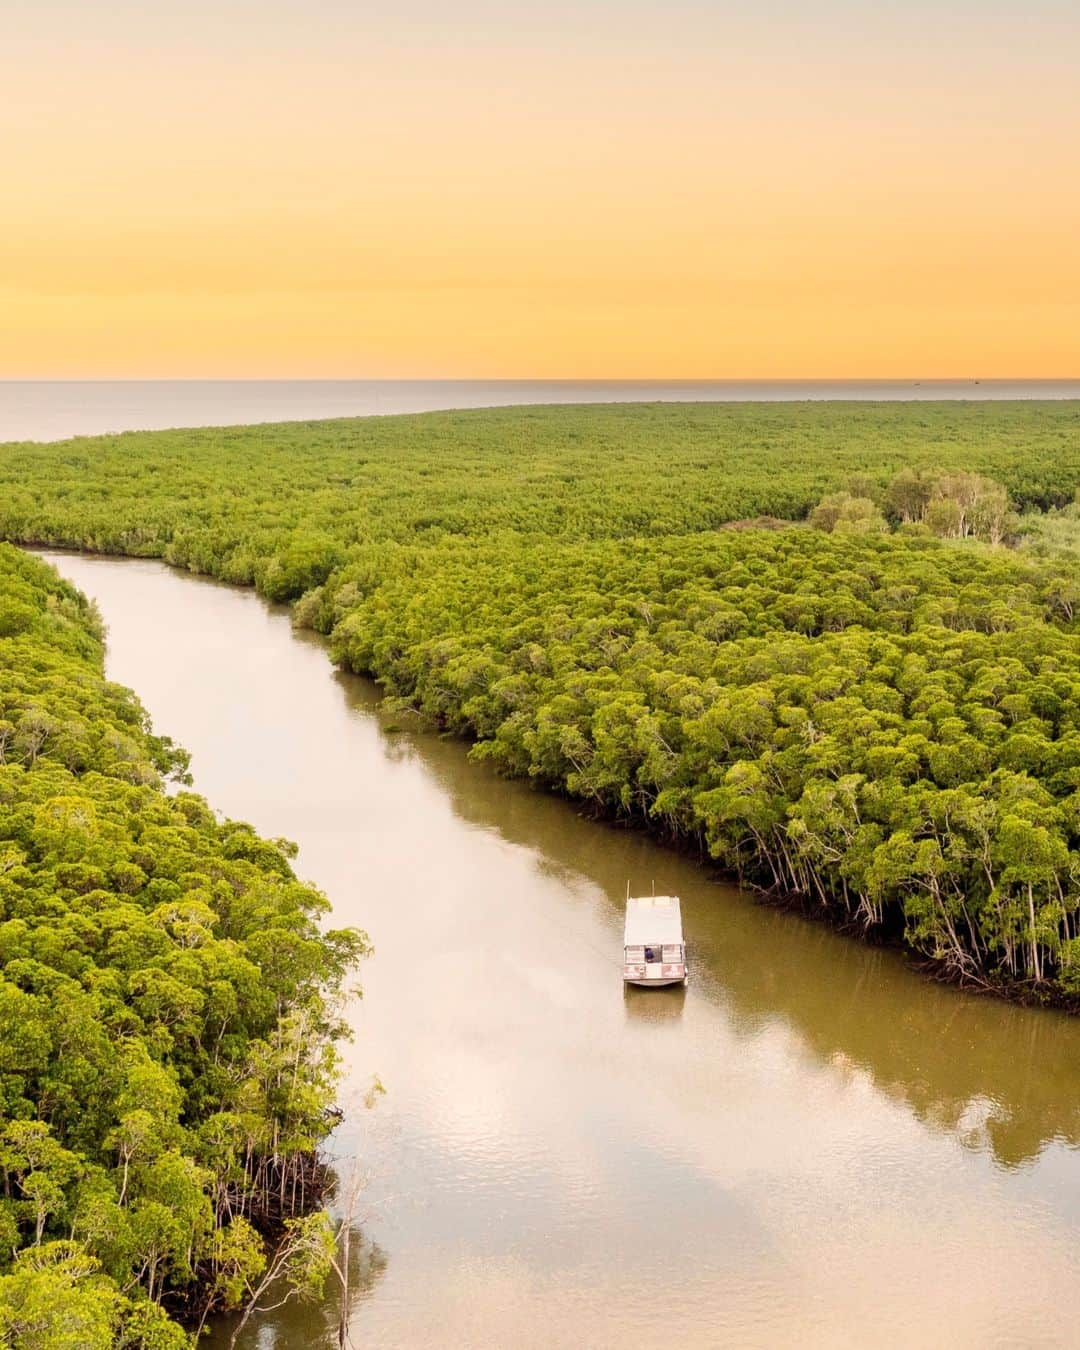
(625, 879, 630, 903)
(652, 879, 655, 896)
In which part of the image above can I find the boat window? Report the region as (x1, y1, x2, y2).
(627, 943, 683, 964)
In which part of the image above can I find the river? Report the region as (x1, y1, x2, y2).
(39, 551, 1080, 1349)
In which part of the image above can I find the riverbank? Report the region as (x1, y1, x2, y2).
(24, 532, 1080, 1015)
(34, 546, 1080, 1350)
(0, 545, 365, 1344)
(756, 881, 1080, 1013)
(5, 402, 1080, 1002)
(429, 739, 1080, 1015)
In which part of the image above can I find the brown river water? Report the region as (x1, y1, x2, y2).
(39, 552, 1080, 1349)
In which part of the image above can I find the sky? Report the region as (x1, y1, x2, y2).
(2, 1, 1079, 378)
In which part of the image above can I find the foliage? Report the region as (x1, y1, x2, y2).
(312, 525, 1080, 991)
(2, 401, 1080, 1002)
(809, 493, 887, 534)
(0, 546, 367, 1344)
(819, 468, 1019, 545)
(0, 403, 1078, 571)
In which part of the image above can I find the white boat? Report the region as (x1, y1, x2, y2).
(623, 895, 688, 987)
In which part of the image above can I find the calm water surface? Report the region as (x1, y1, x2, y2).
(39, 552, 1080, 1349)
(6, 379, 1080, 442)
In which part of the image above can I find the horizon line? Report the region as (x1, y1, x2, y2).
(2, 375, 1079, 385)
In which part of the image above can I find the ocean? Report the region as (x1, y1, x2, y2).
(2, 378, 1078, 443)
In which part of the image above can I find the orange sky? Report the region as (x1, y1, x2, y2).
(3, 2, 1078, 377)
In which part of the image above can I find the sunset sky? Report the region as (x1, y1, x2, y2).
(4, 1, 1079, 377)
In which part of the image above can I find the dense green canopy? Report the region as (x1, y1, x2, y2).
(1, 402, 1077, 583)
(2, 400, 1080, 1010)
(0, 546, 365, 1345)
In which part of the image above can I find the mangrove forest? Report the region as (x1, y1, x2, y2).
(0, 545, 366, 1345)
(3, 402, 1080, 1000)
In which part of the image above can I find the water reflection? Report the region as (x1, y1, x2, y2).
(624, 983, 687, 1025)
(329, 661, 1080, 1171)
(205, 1225, 388, 1350)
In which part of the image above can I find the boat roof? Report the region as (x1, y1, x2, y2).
(623, 895, 683, 945)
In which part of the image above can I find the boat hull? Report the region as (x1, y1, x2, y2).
(623, 962, 688, 987)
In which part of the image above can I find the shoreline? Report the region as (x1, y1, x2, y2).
(23, 539, 1080, 1019)
(23, 533, 1080, 1350)
(560, 788, 1080, 1016)
(25, 537, 1080, 1015)
(0, 545, 362, 1345)
(3, 386, 1080, 447)
(15, 395, 1080, 1023)
(164, 1151, 337, 1335)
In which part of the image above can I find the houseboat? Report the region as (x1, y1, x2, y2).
(623, 895, 688, 987)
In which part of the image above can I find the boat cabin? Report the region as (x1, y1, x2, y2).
(623, 895, 687, 987)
